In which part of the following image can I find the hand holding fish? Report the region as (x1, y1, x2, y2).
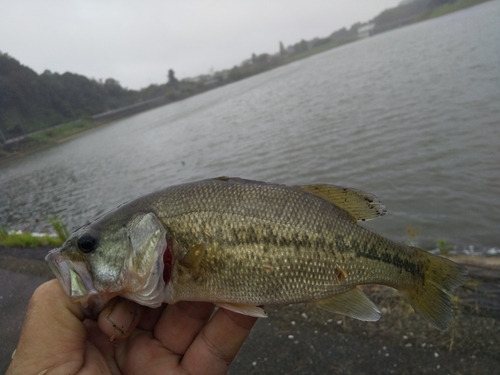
(7, 279, 257, 375)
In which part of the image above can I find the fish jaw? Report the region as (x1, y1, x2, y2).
(45, 248, 115, 316)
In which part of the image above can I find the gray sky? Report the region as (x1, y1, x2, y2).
(0, 0, 399, 90)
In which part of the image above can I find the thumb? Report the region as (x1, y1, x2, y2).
(7, 279, 98, 374)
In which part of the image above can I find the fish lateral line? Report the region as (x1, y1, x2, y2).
(355, 247, 422, 277)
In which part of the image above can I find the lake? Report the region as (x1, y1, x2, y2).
(0, 0, 499, 254)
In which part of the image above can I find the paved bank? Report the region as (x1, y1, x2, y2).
(0, 247, 53, 373)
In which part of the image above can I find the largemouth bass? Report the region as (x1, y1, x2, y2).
(46, 177, 467, 330)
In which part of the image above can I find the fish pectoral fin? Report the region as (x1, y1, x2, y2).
(217, 302, 268, 318)
(299, 184, 386, 222)
(179, 243, 206, 277)
(315, 288, 381, 322)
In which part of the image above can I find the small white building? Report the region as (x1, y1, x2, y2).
(358, 23, 375, 39)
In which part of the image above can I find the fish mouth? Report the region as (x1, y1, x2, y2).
(45, 249, 106, 316)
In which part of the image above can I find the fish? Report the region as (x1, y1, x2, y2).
(46, 177, 467, 330)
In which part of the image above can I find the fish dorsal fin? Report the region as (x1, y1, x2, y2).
(179, 243, 206, 277)
(315, 287, 381, 322)
(299, 184, 386, 222)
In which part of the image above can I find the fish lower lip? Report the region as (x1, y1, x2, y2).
(45, 249, 110, 317)
(46, 250, 72, 297)
(45, 250, 96, 301)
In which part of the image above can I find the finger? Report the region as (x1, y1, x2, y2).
(137, 304, 167, 331)
(98, 297, 145, 340)
(7, 279, 108, 375)
(113, 302, 216, 375)
(114, 329, 176, 375)
(153, 301, 215, 355)
(182, 307, 258, 374)
(85, 320, 121, 375)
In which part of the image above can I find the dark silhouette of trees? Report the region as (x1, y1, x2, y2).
(0, 52, 137, 138)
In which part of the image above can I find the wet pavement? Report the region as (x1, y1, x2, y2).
(0, 247, 53, 374)
(1, 248, 499, 374)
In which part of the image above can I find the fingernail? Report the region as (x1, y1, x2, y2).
(106, 298, 140, 336)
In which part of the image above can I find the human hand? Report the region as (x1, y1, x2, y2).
(7, 279, 258, 375)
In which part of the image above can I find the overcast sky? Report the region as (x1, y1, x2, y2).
(0, 0, 400, 90)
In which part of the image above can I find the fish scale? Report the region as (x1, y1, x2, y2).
(160, 203, 411, 305)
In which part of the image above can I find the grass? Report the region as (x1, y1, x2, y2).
(405, 228, 456, 255)
(48, 217, 70, 241)
(282, 38, 357, 65)
(437, 238, 454, 255)
(0, 217, 69, 248)
(406, 226, 421, 247)
(0, 118, 99, 164)
(0, 232, 62, 247)
(28, 118, 95, 144)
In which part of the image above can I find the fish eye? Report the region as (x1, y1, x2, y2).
(77, 234, 98, 254)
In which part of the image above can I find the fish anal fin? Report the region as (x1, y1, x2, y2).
(316, 287, 381, 322)
(217, 302, 268, 318)
(299, 184, 387, 222)
(179, 243, 206, 277)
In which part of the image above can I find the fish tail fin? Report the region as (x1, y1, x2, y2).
(401, 249, 468, 330)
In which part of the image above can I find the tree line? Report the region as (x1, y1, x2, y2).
(0, 53, 211, 140)
(373, 0, 467, 32)
(0, 53, 131, 139)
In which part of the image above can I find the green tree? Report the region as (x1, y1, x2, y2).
(293, 40, 309, 54)
(103, 78, 124, 96)
(0, 51, 142, 138)
(373, 0, 431, 33)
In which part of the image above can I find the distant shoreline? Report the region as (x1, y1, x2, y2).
(0, 118, 119, 166)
